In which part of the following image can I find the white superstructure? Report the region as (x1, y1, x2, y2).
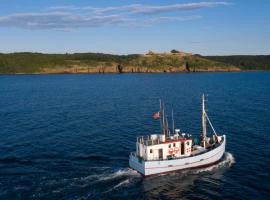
(129, 95, 226, 177)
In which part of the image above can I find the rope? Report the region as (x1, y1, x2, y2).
(205, 112, 218, 137)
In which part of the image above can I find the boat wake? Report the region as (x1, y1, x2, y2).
(97, 168, 141, 194)
(38, 168, 141, 199)
(191, 152, 235, 174)
(103, 179, 131, 193)
(99, 168, 140, 181)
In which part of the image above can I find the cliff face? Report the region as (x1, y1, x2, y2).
(41, 65, 239, 74)
(0, 52, 240, 74)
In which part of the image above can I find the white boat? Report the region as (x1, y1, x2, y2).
(129, 94, 226, 177)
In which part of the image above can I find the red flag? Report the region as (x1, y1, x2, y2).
(152, 111, 160, 119)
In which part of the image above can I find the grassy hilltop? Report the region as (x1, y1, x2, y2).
(0, 50, 268, 74)
(203, 55, 270, 71)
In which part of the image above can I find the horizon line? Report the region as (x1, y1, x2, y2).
(0, 51, 269, 56)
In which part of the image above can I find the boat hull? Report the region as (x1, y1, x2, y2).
(129, 135, 226, 177)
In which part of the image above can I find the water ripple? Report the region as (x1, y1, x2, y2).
(0, 73, 269, 199)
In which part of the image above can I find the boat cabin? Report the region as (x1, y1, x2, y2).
(136, 131, 193, 161)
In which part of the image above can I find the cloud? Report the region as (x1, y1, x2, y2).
(137, 2, 231, 14)
(123, 15, 203, 28)
(144, 16, 203, 25)
(115, 2, 231, 14)
(0, 2, 231, 30)
(0, 12, 201, 30)
(49, 2, 231, 14)
(0, 12, 129, 30)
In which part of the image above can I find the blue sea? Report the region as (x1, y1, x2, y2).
(0, 72, 269, 200)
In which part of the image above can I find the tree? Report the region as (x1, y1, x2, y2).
(146, 50, 154, 55)
(117, 64, 123, 73)
(171, 49, 179, 54)
(186, 62, 190, 72)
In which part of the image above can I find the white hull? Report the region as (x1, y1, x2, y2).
(129, 135, 226, 177)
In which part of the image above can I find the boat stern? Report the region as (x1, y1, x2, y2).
(129, 152, 146, 176)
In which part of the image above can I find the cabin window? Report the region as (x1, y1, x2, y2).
(150, 149, 153, 153)
(187, 141, 190, 146)
(173, 143, 176, 147)
(169, 144, 171, 148)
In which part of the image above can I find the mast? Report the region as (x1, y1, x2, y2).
(162, 102, 166, 135)
(159, 99, 162, 134)
(165, 114, 169, 136)
(202, 94, 207, 147)
(171, 106, 175, 135)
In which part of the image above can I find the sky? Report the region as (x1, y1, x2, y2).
(0, 0, 269, 55)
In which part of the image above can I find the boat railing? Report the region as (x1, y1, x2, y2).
(138, 135, 162, 146)
(206, 135, 224, 150)
(138, 134, 192, 146)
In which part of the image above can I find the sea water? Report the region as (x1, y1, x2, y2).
(0, 72, 269, 199)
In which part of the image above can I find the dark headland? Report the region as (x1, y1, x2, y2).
(0, 50, 270, 74)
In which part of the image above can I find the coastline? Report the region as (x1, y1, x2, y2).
(1, 69, 268, 75)
(1, 52, 269, 74)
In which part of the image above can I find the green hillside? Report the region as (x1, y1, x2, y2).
(202, 55, 270, 70)
(0, 51, 260, 74)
